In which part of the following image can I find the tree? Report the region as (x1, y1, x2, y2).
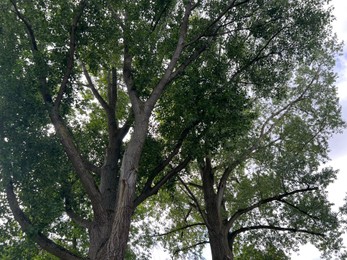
(0, 0, 343, 259)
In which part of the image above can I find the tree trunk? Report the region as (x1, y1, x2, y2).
(208, 229, 234, 260)
(200, 158, 234, 260)
(106, 118, 148, 259)
(89, 219, 112, 260)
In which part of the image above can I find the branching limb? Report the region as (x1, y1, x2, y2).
(173, 240, 210, 255)
(178, 176, 210, 229)
(54, 0, 87, 111)
(82, 63, 110, 112)
(6, 181, 85, 260)
(229, 224, 325, 245)
(145, 1, 193, 114)
(217, 68, 321, 208)
(137, 122, 197, 202)
(134, 157, 191, 207)
(152, 222, 205, 237)
(227, 187, 318, 230)
(11, 1, 102, 215)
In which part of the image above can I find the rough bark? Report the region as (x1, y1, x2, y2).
(106, 118, 149, 259)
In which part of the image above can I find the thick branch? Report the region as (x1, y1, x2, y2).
(6, 181, 84, 260)
(227, 187, 318, 230)
(108, 67, 118, 114)
(11, 0, 102, 214)
(145, 1, 193, 114)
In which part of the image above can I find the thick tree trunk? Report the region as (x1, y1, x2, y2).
(208, 229, 233, 260)
(106, 118, 148, 259)
(201, 158, 234, 260)
(89, 219, 112, 260)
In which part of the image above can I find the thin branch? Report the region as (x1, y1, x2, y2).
(217, 69, 321, 207)
(82, 63, 110, 112)
(227, 187, 318, 230)
(278, 199, 320, 222)
(173, 240, 210, 255)
(54, 0, 87, 111)
(178, 176, 210, 229)
(6, 181, 84, 260)
(259, 69, 320, 138)
(137, 122, 197, 198)
(229, 224, 325, 243)
(122, 13, 142, 114)
(134, 157, 191, 207)
(152, 223, 206, 237)
(64, 195, 92, 229)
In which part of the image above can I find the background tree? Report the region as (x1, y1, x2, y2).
(0, 0, 344, 259)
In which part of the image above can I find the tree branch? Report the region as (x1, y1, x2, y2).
(6, 181, 84, 260)
(278, 199, 320, 222)
(82, 63, 110, 112)
(229, 224, 325, 244)
(64, 195, 92, 229)
(173, 240, 210, 255)
(178, 176, 210, 229)
(11, 0, 103, 217)
(217, 70, 320, 208)
(135, 156, 191, 207)
(54, 0, 87, 111)
(145, 1, 193, 115)
(227, 187, 318, 230)
(152, 222, 206, 237)
(136, 122, 197, 202)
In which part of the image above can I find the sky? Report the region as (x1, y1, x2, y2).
(153, 1, 347, 259)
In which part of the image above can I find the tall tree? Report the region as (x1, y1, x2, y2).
(0, 0, 343, 259)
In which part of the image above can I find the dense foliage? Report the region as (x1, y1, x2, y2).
(0, 0, 345, 259)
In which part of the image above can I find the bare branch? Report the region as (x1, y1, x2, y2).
(6, 181, 84, 260)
